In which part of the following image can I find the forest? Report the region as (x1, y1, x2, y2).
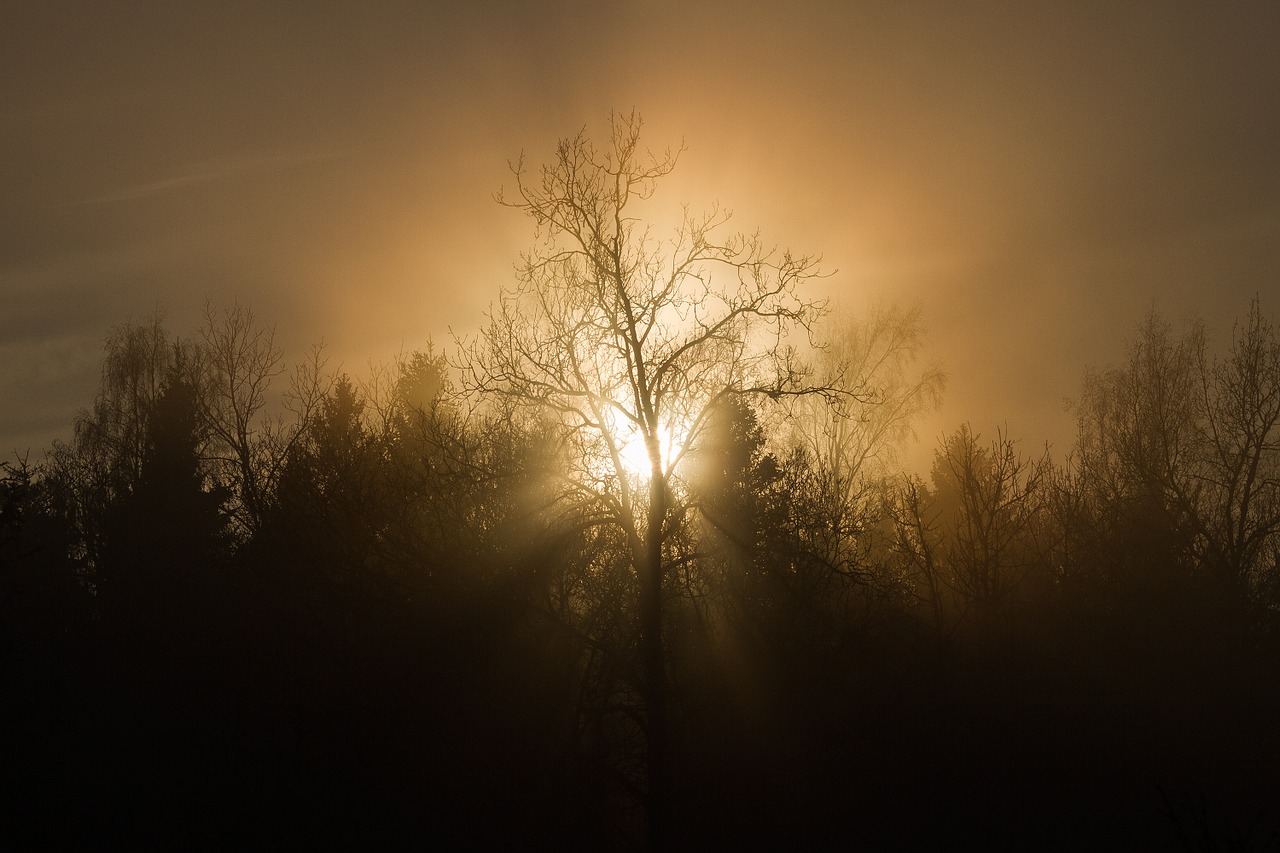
(4, 118, 1280, 849)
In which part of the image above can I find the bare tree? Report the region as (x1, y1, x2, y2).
(884, 473, 949, 648)
(792, 301, 945, 482)
(45, 312, 190, 569)
(785, 300, 946, 591)
(1075, 300, 1280, 618)
(1193, 298, 1280, 608)
(1075, 308, 1203, 514)
(462, 112, 838, 844)
(198, 302, 328, 536)
(67, 312, 177, 489)
(929, 425, 1048, 636)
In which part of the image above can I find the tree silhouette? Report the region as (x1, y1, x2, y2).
(783, 302, 945, 603)
(930, 425, 1047, 641)
(465, 111, 837, 844)
(198, 302, 329, 538)
(98, 351, 230, 650)
(44, 313, 178, 573)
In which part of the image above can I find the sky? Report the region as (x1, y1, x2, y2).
(4, 1, 1279, 468)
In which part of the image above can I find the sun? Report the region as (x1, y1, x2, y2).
(616, 423, 682, 480)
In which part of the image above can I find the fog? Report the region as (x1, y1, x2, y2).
(5, 1, 1279, 460)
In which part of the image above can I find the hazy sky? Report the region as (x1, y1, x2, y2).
(5, 1, 1279, 465)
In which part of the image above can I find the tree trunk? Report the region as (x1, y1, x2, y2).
(642, 462, 669, 849)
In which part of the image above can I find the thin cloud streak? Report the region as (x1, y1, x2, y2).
(74, 149, 346, 206)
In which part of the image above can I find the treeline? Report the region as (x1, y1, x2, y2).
(3, 300, 1279, 848)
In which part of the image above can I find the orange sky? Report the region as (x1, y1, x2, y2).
(4, 1, 1279, 465)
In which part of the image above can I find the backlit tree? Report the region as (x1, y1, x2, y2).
(464, 112, 838, 843)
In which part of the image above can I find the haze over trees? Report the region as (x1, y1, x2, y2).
(3, 116, 1279, 849)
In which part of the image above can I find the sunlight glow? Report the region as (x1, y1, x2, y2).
(616, 423, 682, 480)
